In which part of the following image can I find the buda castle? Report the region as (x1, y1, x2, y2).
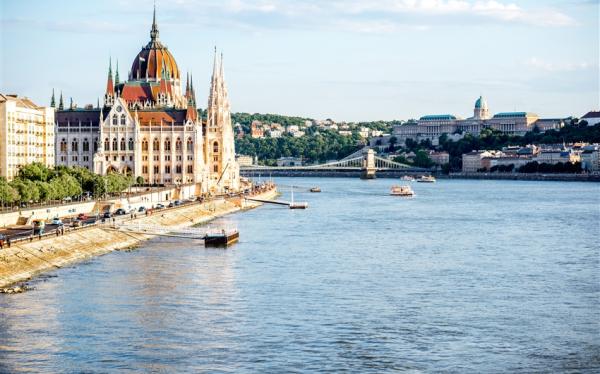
(52, 6, 239, 193)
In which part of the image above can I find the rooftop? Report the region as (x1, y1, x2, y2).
(419, 114, 457, 121)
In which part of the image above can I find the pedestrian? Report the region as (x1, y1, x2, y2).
(7, 237, 11, 248)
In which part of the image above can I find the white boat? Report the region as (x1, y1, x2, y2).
(390, 185, 415, 197)
(417, 175, 436, 183)
(400, 175, 415, 182)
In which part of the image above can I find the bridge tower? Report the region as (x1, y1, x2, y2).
(361, 148, 377, 179)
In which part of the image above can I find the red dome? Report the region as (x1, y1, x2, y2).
(130, 44, 180, 81)
(129, 6, 180, 81)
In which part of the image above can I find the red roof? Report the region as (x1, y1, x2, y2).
(137, 110, 186, 125)
(121, 84, 155, 103)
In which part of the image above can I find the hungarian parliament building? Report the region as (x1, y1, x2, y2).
(52, 7, 239, 193)
(393, 96, 563, 146)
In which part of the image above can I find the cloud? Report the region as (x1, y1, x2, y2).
(526, 57, 598, 72)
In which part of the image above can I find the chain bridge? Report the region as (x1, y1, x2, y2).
(240, 147, 428, 179)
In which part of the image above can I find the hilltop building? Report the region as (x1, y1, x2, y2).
(0, 94, 55, 181)
(53, 6, 239, 193)
(393, 96, 563, 145)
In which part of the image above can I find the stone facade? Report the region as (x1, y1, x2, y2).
(393, 97, 563, 145)
(53, 6, 239, 193)
(0, 94, 55, 181)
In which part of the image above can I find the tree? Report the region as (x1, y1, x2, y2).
(0, 177, 19, 205)
(136, 176, 145, 185)
(413, 150, 434, 168)
(18, 162, 51, 182)
(10, 179, 40, 203)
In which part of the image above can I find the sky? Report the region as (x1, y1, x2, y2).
(0, 0, 598, 122)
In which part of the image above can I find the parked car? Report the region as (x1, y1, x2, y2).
(155, 203, 165, 209)
(103, 211, 112, 219)
(174, 200, 182, 206)
(115, 208, 127, 215)
(71, 219, 82, 227)
(138, 206, 146, 212)
(77, 213, 88, 220)
(168, 202, 174, 208)
(51, 217, 63, 225)
(0, 234, 7, 247)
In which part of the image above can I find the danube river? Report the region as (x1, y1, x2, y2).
(0, 178, 598, 372)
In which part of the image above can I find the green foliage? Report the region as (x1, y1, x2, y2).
(0, 177, 19, 204)
(136, 176, 145, 185)
(232, 113, 312, 134)
(517, 161, 582, 174)
(18, 162, 51, 182)
(413, 150, 435, 168)
(236, 130, 361, 164)
(10, 179, 40, 202)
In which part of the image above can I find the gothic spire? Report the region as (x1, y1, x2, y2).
(185, 72, 190, 98)
(150, 0, 159, 41)
(58, 91, 64, 110)
(106, 57, 114, 94)
(115, 60, 120, 86)
(50, 88, 56, 108)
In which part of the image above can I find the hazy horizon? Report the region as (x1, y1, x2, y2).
(1, 0, 598, 122)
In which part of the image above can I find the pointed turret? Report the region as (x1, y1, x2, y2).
(58, 91, 64, 110)
(50, 89, 56, 108)
(106, 57, 114, 95)
(115, 60, 120, 86)
(69, 97, 74, 110)
(190, 73, 196, 104)
(185, 72, 190, 99)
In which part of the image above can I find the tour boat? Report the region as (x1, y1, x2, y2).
(400, 175, 415, 182)
(417, 175, 436, 183)
(390, 185, 415, 197)
(310, 187, 321, 193)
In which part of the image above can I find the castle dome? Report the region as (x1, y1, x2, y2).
(474, 95, 488, 109)
(129, 6, 180, 81)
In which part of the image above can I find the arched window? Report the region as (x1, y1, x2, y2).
(104, 138, 110, 151)
(120, 138, 126, 151)
(112, 114, 118, 125)
(83, 138, 89, 152)
(112, 138, 118, 151)
(128, 138, 134, 151)
(120, 114, 126, 125)
(175, 138, 182, 151)
(93, 139, 98, 152)
(186, 137, 193, 152)
(142, 139, 148, 151)
(60, 138, 67, 153)
(164, 139, 171, 151)
(213, 141, 219, 153)
(71, 139, 78, 152)
(153, 138, 160, 151)
(213, 164, 219, 173)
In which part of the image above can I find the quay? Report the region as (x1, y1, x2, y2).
(0, 184, 278, 289)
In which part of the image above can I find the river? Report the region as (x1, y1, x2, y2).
(0, 178, 598, 372)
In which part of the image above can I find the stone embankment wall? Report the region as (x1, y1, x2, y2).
(0, 188, 278, 289)
(241, 169, 600, 182)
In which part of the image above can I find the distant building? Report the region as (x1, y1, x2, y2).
(0, 94, 55, 181)
(236, 154, 253, 167)
(393, 96, 563, 145)
(428, 151, 450, 165)
(462, 150, 496, 172)
(269, 129, 282, 138)
(581, 111, 600, 126)
(358, 127, 370, 138)
(581, 145, 599, 172)
(534, 148, 580, 164)
(251, 121, 264, 138)
(277, 157, 303, 167)
(339, 130, 353, 136)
